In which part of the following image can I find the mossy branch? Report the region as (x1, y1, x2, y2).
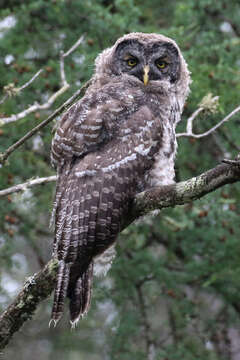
(131, 162, 240, 219)
(0, 161, 239, 351)
(0, 259, 59, 350)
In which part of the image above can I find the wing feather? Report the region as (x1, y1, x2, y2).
(50, 82, 165, 324)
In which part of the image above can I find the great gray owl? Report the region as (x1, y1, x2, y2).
(50, 32, 190, 326)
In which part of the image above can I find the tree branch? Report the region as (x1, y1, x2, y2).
(130, 162, 240, 221)
(17, 69, 44, 92)
(0, 69, 43, 106)
(0, 160, 239, 349)
(0, 83, 90, 165)
(0, 85, 71, 126)
(60, 35, 84, 87)
(0, 35, 84, 126)
(0, 175, 57, 197)
(0, 258, 59, 350)
(177, 93, 240, 139)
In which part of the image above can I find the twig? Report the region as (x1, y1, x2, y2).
(63, 35, 85, 58)
(186, 107, 204, 134)
(0, 35, 85, 126)
(59, 51, 68, 87)
(0, 160, 240, 348)
(59, 35, 84, 87)
(60, 35, 84, 86)
(0, 84, 70, 125)
(0, 175, 57, 197)
(177, 104, 240, 138)
(18, 69, 44, 92)
(0, 69, 43, 106)
(0, 85, 89, 165)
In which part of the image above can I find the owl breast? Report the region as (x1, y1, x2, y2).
(147, 121, 177, 187)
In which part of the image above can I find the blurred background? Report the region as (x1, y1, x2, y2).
(0, 0, 240, 359)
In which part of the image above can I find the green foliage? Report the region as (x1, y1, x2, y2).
(1, 0, 240, 359)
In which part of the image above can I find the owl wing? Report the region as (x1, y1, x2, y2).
(51, 85, 161, 326)
(51, 88, 130, 325)
(51, 93, 109, 169)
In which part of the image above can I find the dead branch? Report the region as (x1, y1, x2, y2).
(0, 69, 43, 106)
(0, 35, 84, 126)
(18, 69, 44, 92)
(0, 85, 70, 126)
(0, 175, 57, 197)
(0, 160, 239, 350)
(0, 83, 90, 165)
(60, 35, 84, 86)
(177, 93, 240, 139)
(0, 259, 59, 350)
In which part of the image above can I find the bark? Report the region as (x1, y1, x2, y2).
(0, 259, 58, 350)
(0, 161, 239, 350)
(125, 162, 240, 225)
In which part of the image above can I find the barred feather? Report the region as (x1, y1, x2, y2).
(50, 32, 190, 325)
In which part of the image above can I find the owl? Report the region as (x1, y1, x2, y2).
(50, 32, 190, 326)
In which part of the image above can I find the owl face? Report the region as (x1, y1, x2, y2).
(113, 39, 180, 85)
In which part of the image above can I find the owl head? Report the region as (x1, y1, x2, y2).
(94, 32, 191, 112)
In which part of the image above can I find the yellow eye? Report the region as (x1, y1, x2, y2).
(156, 60, 167, 69)
(127, 58, 137, 67)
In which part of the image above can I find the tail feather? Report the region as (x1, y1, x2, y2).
(55, 174, 76, 261)
(51, 166, 126, 325)
(51, 177, 76, 322)
(64, 180, 87, 264)
(69, 261, 93, 325)
(52, 174, 69, 255)
(67, 180, 95, 324)
(51, 260, 71, 322)
(51, 175, 83, 323)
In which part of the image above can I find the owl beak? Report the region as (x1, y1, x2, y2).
(143, 65, 150, 86)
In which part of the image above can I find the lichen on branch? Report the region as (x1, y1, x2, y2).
(0, 160, 239, 351)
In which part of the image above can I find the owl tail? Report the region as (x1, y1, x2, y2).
(50, 170, 97, 327)
(51, 260, 94, 327)
(68, 261, 94, 327)
(50, 260, 71, 326)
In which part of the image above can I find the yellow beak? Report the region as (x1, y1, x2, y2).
(143, 65, 150, 86)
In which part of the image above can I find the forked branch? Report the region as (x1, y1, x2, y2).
(177, 94, 240, 139)
(0, 35, 84, 126)
(0, 69, 43, 106)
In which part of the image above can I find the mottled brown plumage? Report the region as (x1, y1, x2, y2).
(50, 32, 190, 326)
